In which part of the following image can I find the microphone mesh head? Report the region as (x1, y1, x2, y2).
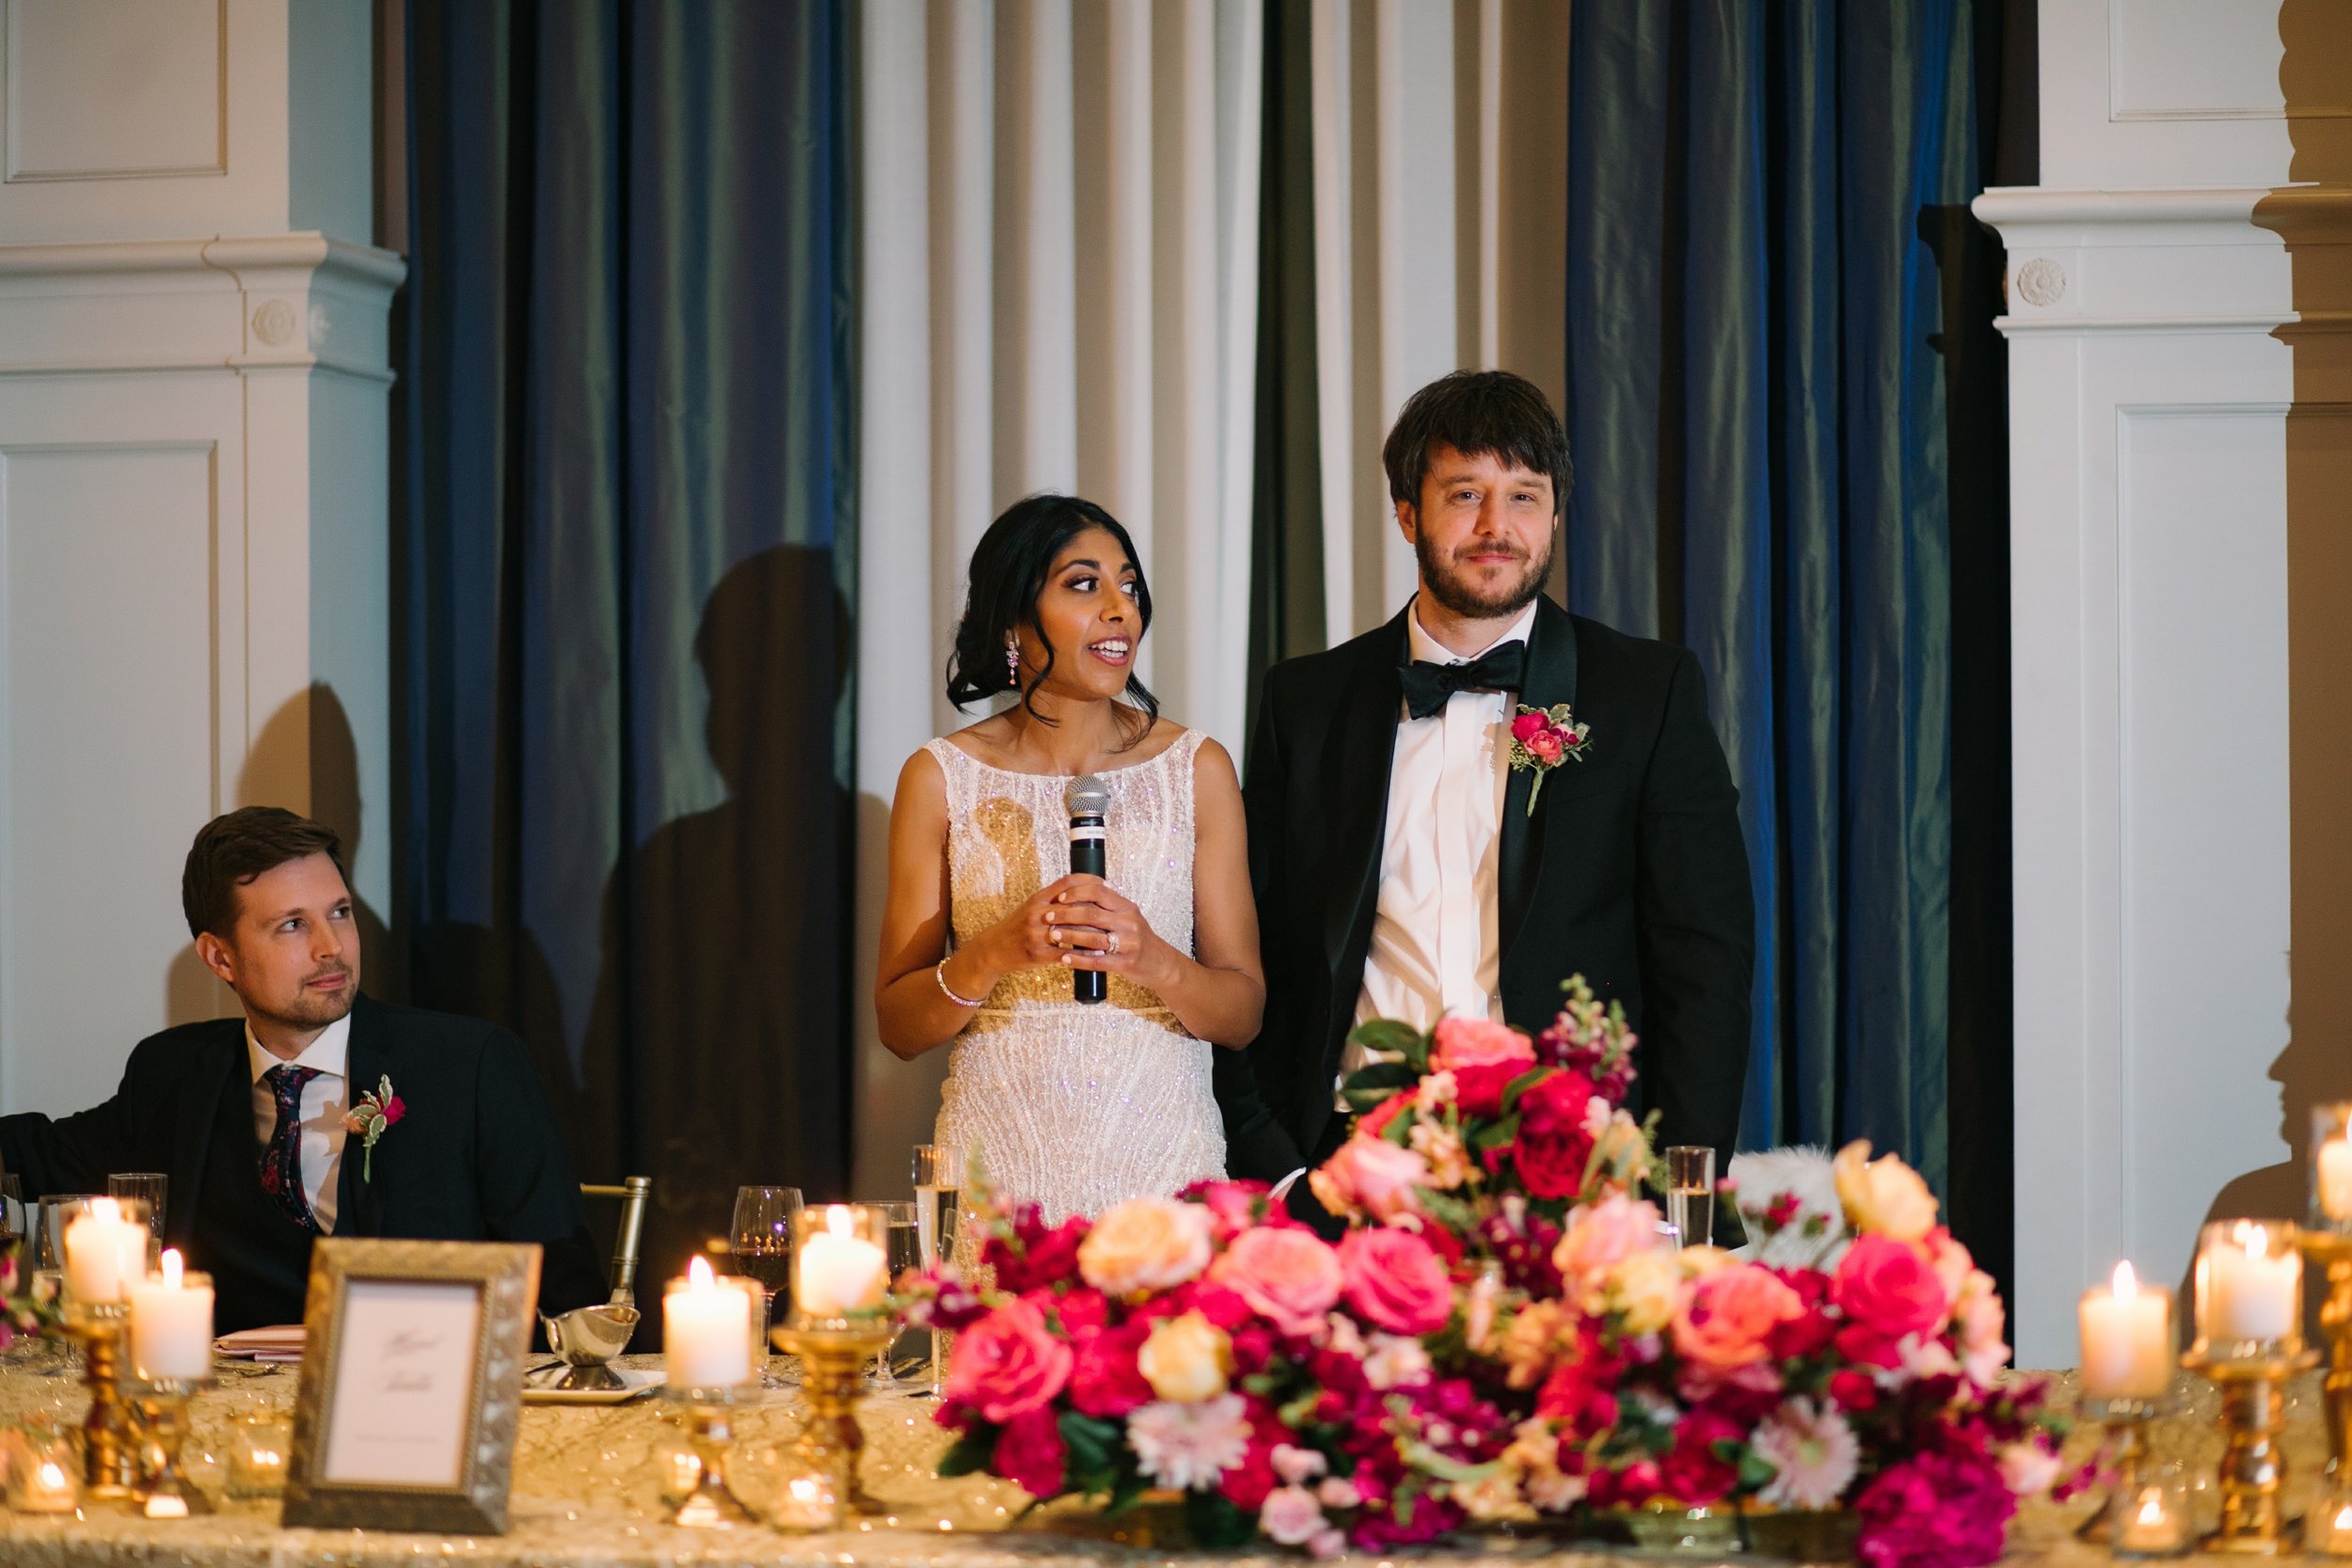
(1065, 774, 1111, 816)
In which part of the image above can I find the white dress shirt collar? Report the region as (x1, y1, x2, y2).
(246, 1009, 353, 1086)
(1406, 594, 1540, 670)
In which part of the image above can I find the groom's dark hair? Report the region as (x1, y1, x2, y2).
(1383, 370, 1572, 520)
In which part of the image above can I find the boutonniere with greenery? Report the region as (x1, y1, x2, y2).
(1508, 703, 1592, 815)
(342, 1075, 405, 1181)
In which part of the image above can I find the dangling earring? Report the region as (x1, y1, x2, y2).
(1005, 637, 1021, 686)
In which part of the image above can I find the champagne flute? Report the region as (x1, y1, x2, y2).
(912, 1146, 961, 1397)
(730, 1185, 802, 1387)
(867, 1201, 921, 1389)
(1665, 1147, 1716, 1250)
(108, 1173, 167, 1266)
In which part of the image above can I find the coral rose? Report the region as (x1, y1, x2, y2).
(1429, 1017, 1537, 1115)
(1078, 1196, 1215, 1295)
(1833, 1235, 1951, 1342)
(1511, 1069, 1602, 1199)
(1553, 1193, 1665, 1283)
(1833, 1140, 1938, 1242)
(1339, 1227, 1454, 1336)
(1308, 1131, 1430, 1224)
(1137, 1310, 1232, 1403)
(1209, 1226, 1343, 1337)
(1673, 1262, 1806, 1376)
(945, 1297, 1073, 1422)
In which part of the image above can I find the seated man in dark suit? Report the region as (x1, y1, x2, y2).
(0, 807, 606, 1331)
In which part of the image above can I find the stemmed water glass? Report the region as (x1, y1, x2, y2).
(730, 1185, 802, 1387)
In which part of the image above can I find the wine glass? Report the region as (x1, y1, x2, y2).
(730, 1185, 802, 1387)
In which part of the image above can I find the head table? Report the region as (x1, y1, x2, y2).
(0, 1345, 2327, 1567)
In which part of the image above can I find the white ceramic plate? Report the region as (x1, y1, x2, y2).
(521, 1366, 665, 1405)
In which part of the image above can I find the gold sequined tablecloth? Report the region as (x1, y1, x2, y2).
(0, 1347, 2329, 1568)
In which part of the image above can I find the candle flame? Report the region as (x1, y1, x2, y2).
(826, 1203, 853, 1236)
(2245, 1222, 2267, 1254)
(2137, 1493, 2165, 1527)
(2335, 1503, 2352, 1531)
(160, 1249, 183, 1288)
(688, 1255, 715, 1290)
(88, 1196, 119, 1222)
(2113, 1259, 2137, 1298)
(37, 1462, 65, 1488)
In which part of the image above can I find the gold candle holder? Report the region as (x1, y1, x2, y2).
(772, 1323, 894, 1518)
(59, 1302, 139, 1499)
(2075, 1395, 2164, 1544)
(2183, 1350, 2318, 1554)
(660, 1383, 760, 1528)
(125, 1375, 214, 1518)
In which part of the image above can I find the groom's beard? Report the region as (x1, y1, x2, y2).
(1415, 526, 1557, 621)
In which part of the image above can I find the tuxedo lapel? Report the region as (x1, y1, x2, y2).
(1320, 611, 1411, 1007)
(168, 1029, 240, 1252)
(336, 996, 391, 1237)
(1498, 599, 1581, 963)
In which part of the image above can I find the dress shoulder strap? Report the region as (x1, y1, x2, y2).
(922, 737, 974, 818)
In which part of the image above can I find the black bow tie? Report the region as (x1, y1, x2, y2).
(1398, 641, 1528, 721)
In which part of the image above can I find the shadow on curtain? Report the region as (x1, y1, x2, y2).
(396, 0, 854, 1329)
(1565, 0, 2020, 1291)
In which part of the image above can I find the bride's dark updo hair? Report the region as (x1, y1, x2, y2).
(946, 493, 1158, 742)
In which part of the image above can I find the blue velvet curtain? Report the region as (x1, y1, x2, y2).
(397, 0, 854, 1307)
(1565, 0, 2017, 1276)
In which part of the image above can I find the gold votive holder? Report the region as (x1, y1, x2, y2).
(3, 1424, 80, 1514)
(660, 1382, 759, 1528)
(2191, 1220, 2304, 1366)
(772, 1323, 894, 1517)
(769, 1461, 845, 1531)
(224, 1411, 291, 1500)
(124, 1375, 213, 1518)
(2302, 1228, 2352, 1522)
(2182, 1343, 2318, 1555)
(2112, 1458, 2197, 1559)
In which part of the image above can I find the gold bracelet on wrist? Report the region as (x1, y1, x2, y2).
(935, 958, 985, 1008)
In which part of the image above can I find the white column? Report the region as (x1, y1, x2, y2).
(1978, 0, 2352, 1364)
(0, 0, 400, 1113)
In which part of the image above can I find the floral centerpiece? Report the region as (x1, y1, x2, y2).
(904, 1182, 1509, 1553)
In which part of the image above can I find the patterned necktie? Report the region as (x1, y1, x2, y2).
(260, 1064, 325, 1232)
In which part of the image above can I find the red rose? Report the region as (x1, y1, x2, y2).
(1511, 1069, 1601, 1199)
(1834, 1236, 1950, 1342)
(1829, 1368, 1881, 1412)
(944, 1298, 1073, 1422)
(1661, 1410, 1742, 1505)
(381, 1096, 406, 1126)
(1339, 1228, 1453, 1336)
(1429, 1018, 1538, 1116)
(984, 1214, 1089, 1295)
(994, 1406, 1068, 1497)
(1051, 1288, 1110, 1337)
(1068, 1320, 1152, 1418)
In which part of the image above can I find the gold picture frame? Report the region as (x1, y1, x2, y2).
(282, 1239, 541, 1533)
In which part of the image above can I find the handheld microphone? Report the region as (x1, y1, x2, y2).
(1065, 774, 1110, 1005)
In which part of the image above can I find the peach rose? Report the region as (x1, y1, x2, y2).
(1136, 1309, 1231, 1403)
(1603, 1248, 1684, 1336)
(1308, 1131, 1430, 1224)
(1209, 1227, 1343, 1337)
(1832, 1140, 1938, 1242)
(1077, 1196, 1215, 1295)
(1553, 1193, 1665, 1284)
(1673, 1262, 1806, 1375)
(1429, 1018, 1538, 1114)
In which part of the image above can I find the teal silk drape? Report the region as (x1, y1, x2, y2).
(398, 0, 853, 1311)
(1565, 0, 2017, 1279)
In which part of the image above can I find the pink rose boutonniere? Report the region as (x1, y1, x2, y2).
(1508, 704, 1592, 815)
(342, 1074, 405, 1181)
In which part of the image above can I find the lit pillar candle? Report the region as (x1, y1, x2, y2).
(128, 1250, 215, 1380)
(2199, 1221, 2300, 1345)
(2319, 1135, 2352, 1224)
(796, 1205, 888, 1319)
(665, 1257, 752, 1388)
(63, 1196, 150, 1305)
(2079, 1260, 2173, 1399)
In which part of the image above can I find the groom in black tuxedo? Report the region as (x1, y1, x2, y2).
(1220, 371, 1754, 1205)
(0, 808, 606, 1331)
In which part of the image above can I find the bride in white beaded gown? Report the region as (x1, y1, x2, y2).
(875, 495, 1265, 1225)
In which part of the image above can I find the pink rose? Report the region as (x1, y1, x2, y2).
(1672, 1262, 1805, 1375)
(1309, 1132, 1430, 1224)
(1339, 1227, 1454, 1337)
(1553, 1193, 1665, 1283)
(1261, 1485, 1327, 1545)
(1429, 1018, 1538, 1115)
(994, 1405, 1068, 1497)
(946, 1297, 1073, 1422)
(1833, 1235, 1950, 1343)
(1210, 1227, 1343, 1337)
(1529, 733, 1565, 765)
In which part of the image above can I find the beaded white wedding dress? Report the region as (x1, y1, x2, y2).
(927, 731, 1226, 1230)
